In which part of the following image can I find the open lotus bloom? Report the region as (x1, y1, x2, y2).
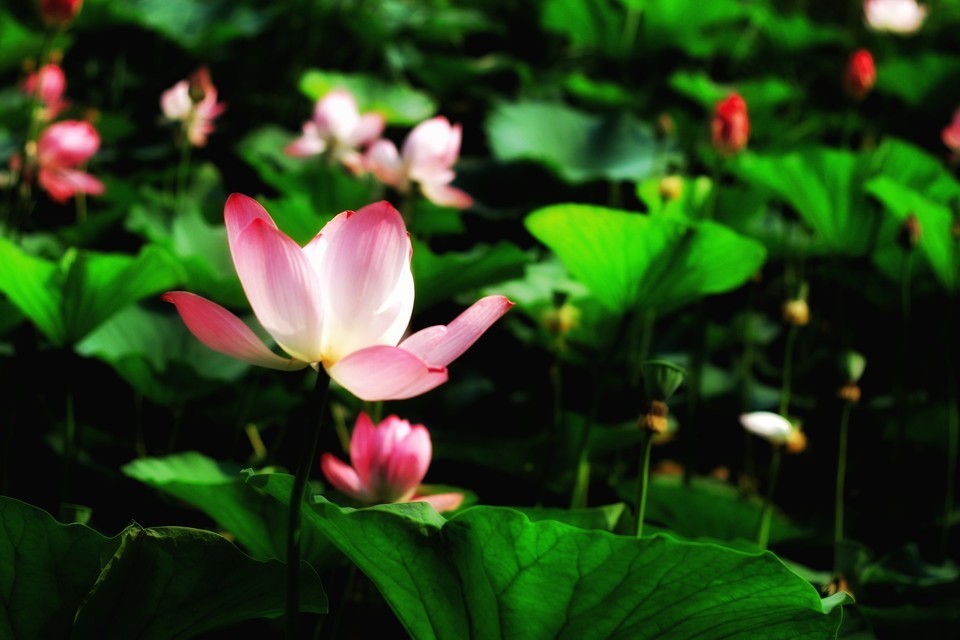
(163, 194, 512, 401)
(864, 0, 927, 34)
(285, 88, 385, 175)
(160, 67, 225, 147)
(22, 63, 68, 120)
(321, 413, 463, 512)
(366, 116, 473, 209)
(35, 120, 105, 203)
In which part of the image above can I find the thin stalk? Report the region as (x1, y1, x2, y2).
(175, 134, 192, 209)
(779, 324, 800, 417)
(59, 388, 75, 515)
(896, 251, 912, 444)
(944, 295, 958, 558)
(287, 369, 332, 639)
(834, 402, 852, 571)
(635, 434, 654, 537)
(757, 444, 782, 550)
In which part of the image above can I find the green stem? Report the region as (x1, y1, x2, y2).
(635, 434, 654, 537)
(175, 134, 192, 209)
(757, 444, 782, 551)
(59, 388, 75, 516)
(944, 296, 958, 558)
(896, 251, 912, 445)
(779, 324, 799, 417)
(834, 402, 852, 571)
(287, 369, 331, 639)
(620, 5, 641, 59)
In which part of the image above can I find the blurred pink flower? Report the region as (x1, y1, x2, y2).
(321, 413, 463, 512)
(366, 116, 473, 208)
(285, 88, 385, 175)
(160, 67, 225, 147)
(864, 0, 927, 34)
(22, 63, 68, 119)
(39, 0, 83, 28)
(943, 108, 960, 152)
(711, 93, 749, 156)
(163, 194, 512, 401)
(844, 49, 876, 100)
(35, 120, 104, 203)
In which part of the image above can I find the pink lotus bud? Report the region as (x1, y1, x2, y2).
(711, 93, 749, 157)
(38, 0, 83, 28)
(864, 0, 927, 34)
(35, 120, 104, 203)
(943, 108, 960, 153)
(161, 67, 225, 148)
(844, 49, 876, 100)
(22, 63, 68, 119)
(365, 116, 473, 208)
(321, 413, 463, 512)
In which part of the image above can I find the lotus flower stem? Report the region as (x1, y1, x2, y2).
(944, 296, 958, 558)
(286, 368, 331, 639)
(778, 324, 799, 417)
(834, 401, 852, 570)
(757, 444, 782, 550)
(175, 134, 191, 210)
(635, 434, 654, 537)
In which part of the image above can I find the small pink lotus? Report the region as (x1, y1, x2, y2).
(285, 88, 385, 175)
(844, 49, 876, 100)
(35, 120, 105, 203)
(321, 412, 463, 512)
(366, 116, 472, 209)
(22, 63, 68, 120)
(39, 0, 83, 28)
(163, 194, 512, 401)
(160, 67, 225, 147)
(864, 0, 927, 34)
(943, 108, 960, 153)
(711, 93, 749, 157)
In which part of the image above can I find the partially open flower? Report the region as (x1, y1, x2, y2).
(285, 88, 385, 175)
(161, 67, 225, 148)
(943, 108, 960, 153)
(844, 49, 876, 100)
(366, 116, 472, 208)
(864, 0, 927, 34)
(321, 413, 463, 512)
(740, 412, 792, 445)
(33, 120, 104, 203)
(164, 195, 512, 402)
(711, 93, 749, 156)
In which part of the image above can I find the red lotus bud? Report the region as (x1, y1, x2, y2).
(711, 93, 749, 156)
(844, 49, 876, 100)
(38, 0, 83, 28)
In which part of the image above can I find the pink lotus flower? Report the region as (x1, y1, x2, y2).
(285, 88, 385, 175)
(22, 63, 68, 119)
(711, 93, 749, 157)
(864, 0, 927, 34)
(39, 0, 83, 28)
(163, 194, 512, 401)
(160, 67, 225, 147)
(366, 116, 473, 209)
(321, 413, 463, 512)
(943, 108, 960, 152)
(844, 49, 876, 100)
(35, 120, 104, 203)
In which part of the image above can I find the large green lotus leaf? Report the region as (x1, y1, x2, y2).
(635, 0, 753, 58)
(122, 451, 332, 564)
(0, 10, 49, 73)
(76, 306, 249, 405)
(525, 204, 766, 315)
(94, 0, 269, 52)
(249, 473, 845, 640)
(640, 475, 808, 545)
(752, 9, 848, 51)
(866, 176, 958, 293)
(875, 53, 960, 108)
(669, 71, 801, 112)
(733, 148, 876, 256)
(515, 503, 628, 533)
(0, 239, 181, 346)
(0, 496, 326, 639)
(870, 138, 960, 205)
(412, 240, 529, 312)
(487, 102, 674, 184)
(300, 70, 436, 126)
(541, 0, 621, 56)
